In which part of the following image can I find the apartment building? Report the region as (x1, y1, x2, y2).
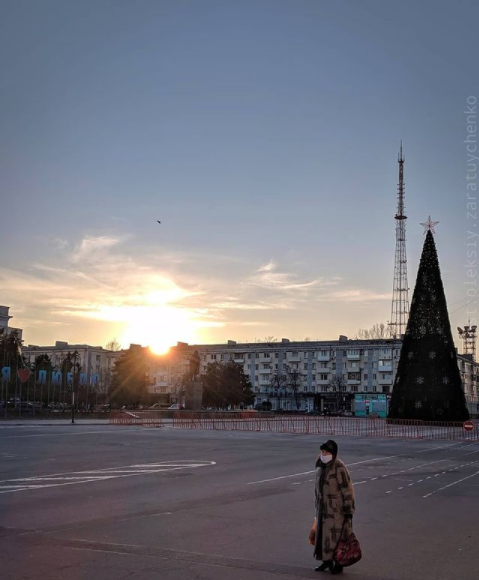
(23, 341, 121, 395)
(147, 336, 479, 417)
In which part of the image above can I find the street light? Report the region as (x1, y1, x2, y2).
(71, 350, 79, 424)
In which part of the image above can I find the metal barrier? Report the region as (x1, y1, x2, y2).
(172, 413, 479, 442)
(109, 411, 164, 427)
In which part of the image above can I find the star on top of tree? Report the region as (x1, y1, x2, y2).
(420, 216, 439, 234)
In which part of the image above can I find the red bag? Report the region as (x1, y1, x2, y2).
(334, 521, 362, 567)
(308, 517, 317, 545)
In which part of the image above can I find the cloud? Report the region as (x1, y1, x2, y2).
(1, 232, 392, 346)
(71, 235, 125, 263)
(246, 260, 340, 294)
(319, 290, 391, 303)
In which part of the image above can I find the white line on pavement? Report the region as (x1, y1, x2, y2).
(423, 470, 479, 498)
(0, 461, 216, 494)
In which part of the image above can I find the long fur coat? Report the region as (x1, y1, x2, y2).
(314, 458, 355, 561)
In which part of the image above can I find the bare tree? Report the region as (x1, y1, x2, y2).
(105, 338, 122, 351)
(285, 365, 305, 411)
(328, 374, 348, 412)
(267, 370, 288, 410)
(256, 336, 278, 343)
(355, 322, 392, 340)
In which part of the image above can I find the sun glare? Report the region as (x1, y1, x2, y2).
(120, 305, 197, 354)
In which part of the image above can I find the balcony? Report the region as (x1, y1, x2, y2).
(286, 355, 301, 363)
(261, 355, 272, 363)
(317, 352, 331, 361)
(259, 368, 272, 374)
(234, 356, 245, 363)
(347, 379, 361, 385)
(378, 364, 393, 372)
(347, 364, 361, 373)
(347, 351, 361, 360)
(378, 376, 393, 385)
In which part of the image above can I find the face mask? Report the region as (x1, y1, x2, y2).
(320, 454, 333, 464)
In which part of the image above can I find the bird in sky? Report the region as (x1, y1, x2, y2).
(157, 220, 161, 224)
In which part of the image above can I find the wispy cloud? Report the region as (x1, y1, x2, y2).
(1, 232, 392, 347)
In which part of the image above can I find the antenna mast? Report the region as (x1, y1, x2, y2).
(389, 142, 410, 338)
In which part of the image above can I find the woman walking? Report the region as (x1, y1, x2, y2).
(313, 440, 355, 575)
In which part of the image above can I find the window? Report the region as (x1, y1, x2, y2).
(303, 363, 308, 370)
(320, 362, 327, 369)
(350, 385, 358, 392)
(312, 374, 316, 380)
(247, 364, 251, 370)
(275, 353, 279, 359)
(319, 374, 329, 381)
(255, 364, 259, 370)
(372, 385, 377, 393)
(382, 386, 390, 394)
(211, 354, 217, 360)
(364, 374, 368, 380)
(373, 374, 377, 380)
(247, 354, 251, 359)
(319, 350, 328, 357)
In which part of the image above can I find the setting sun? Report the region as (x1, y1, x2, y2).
(120, 305, 198, 354)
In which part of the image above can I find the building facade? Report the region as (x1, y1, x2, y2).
(23, 341, 121, 396)
(0, 305, 23, 340)
(147, 336, 479, 417)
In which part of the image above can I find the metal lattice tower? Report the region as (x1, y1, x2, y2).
(389, 142, 410, 338)
(457, 324, 477, 361)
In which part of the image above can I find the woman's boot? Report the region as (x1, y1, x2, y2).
(314, 560, 333, 572)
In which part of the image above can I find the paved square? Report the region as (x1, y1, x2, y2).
(1, 423, 478, 580)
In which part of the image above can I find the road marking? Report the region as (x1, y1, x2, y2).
(0, 429, 148, 439)
(247, 446, 479, 486)
(247, 454, 402, 485)
(0, 461, 216, 494)
(423, 470, 479, 498)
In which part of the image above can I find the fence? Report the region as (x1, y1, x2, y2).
(171, 413, 479, 442)
(109, 411, 164, 427)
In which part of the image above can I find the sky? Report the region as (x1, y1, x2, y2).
(1, 0, 478, 353)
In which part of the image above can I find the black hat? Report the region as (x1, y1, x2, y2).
(320, 439, 338, 456)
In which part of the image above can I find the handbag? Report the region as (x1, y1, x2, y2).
(333, 518, 362, 567)
(308, 516, 317, 545)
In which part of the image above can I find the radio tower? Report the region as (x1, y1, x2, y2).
(389, 142, 410, 338)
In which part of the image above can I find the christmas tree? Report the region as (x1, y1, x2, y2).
(388, 220, 469, 421)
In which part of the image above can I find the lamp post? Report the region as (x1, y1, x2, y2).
(71, 350, 79, 424)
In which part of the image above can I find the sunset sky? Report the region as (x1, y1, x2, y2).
(1, 0, 478, 353)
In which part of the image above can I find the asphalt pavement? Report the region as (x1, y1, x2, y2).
(0, 423, 478, 580)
